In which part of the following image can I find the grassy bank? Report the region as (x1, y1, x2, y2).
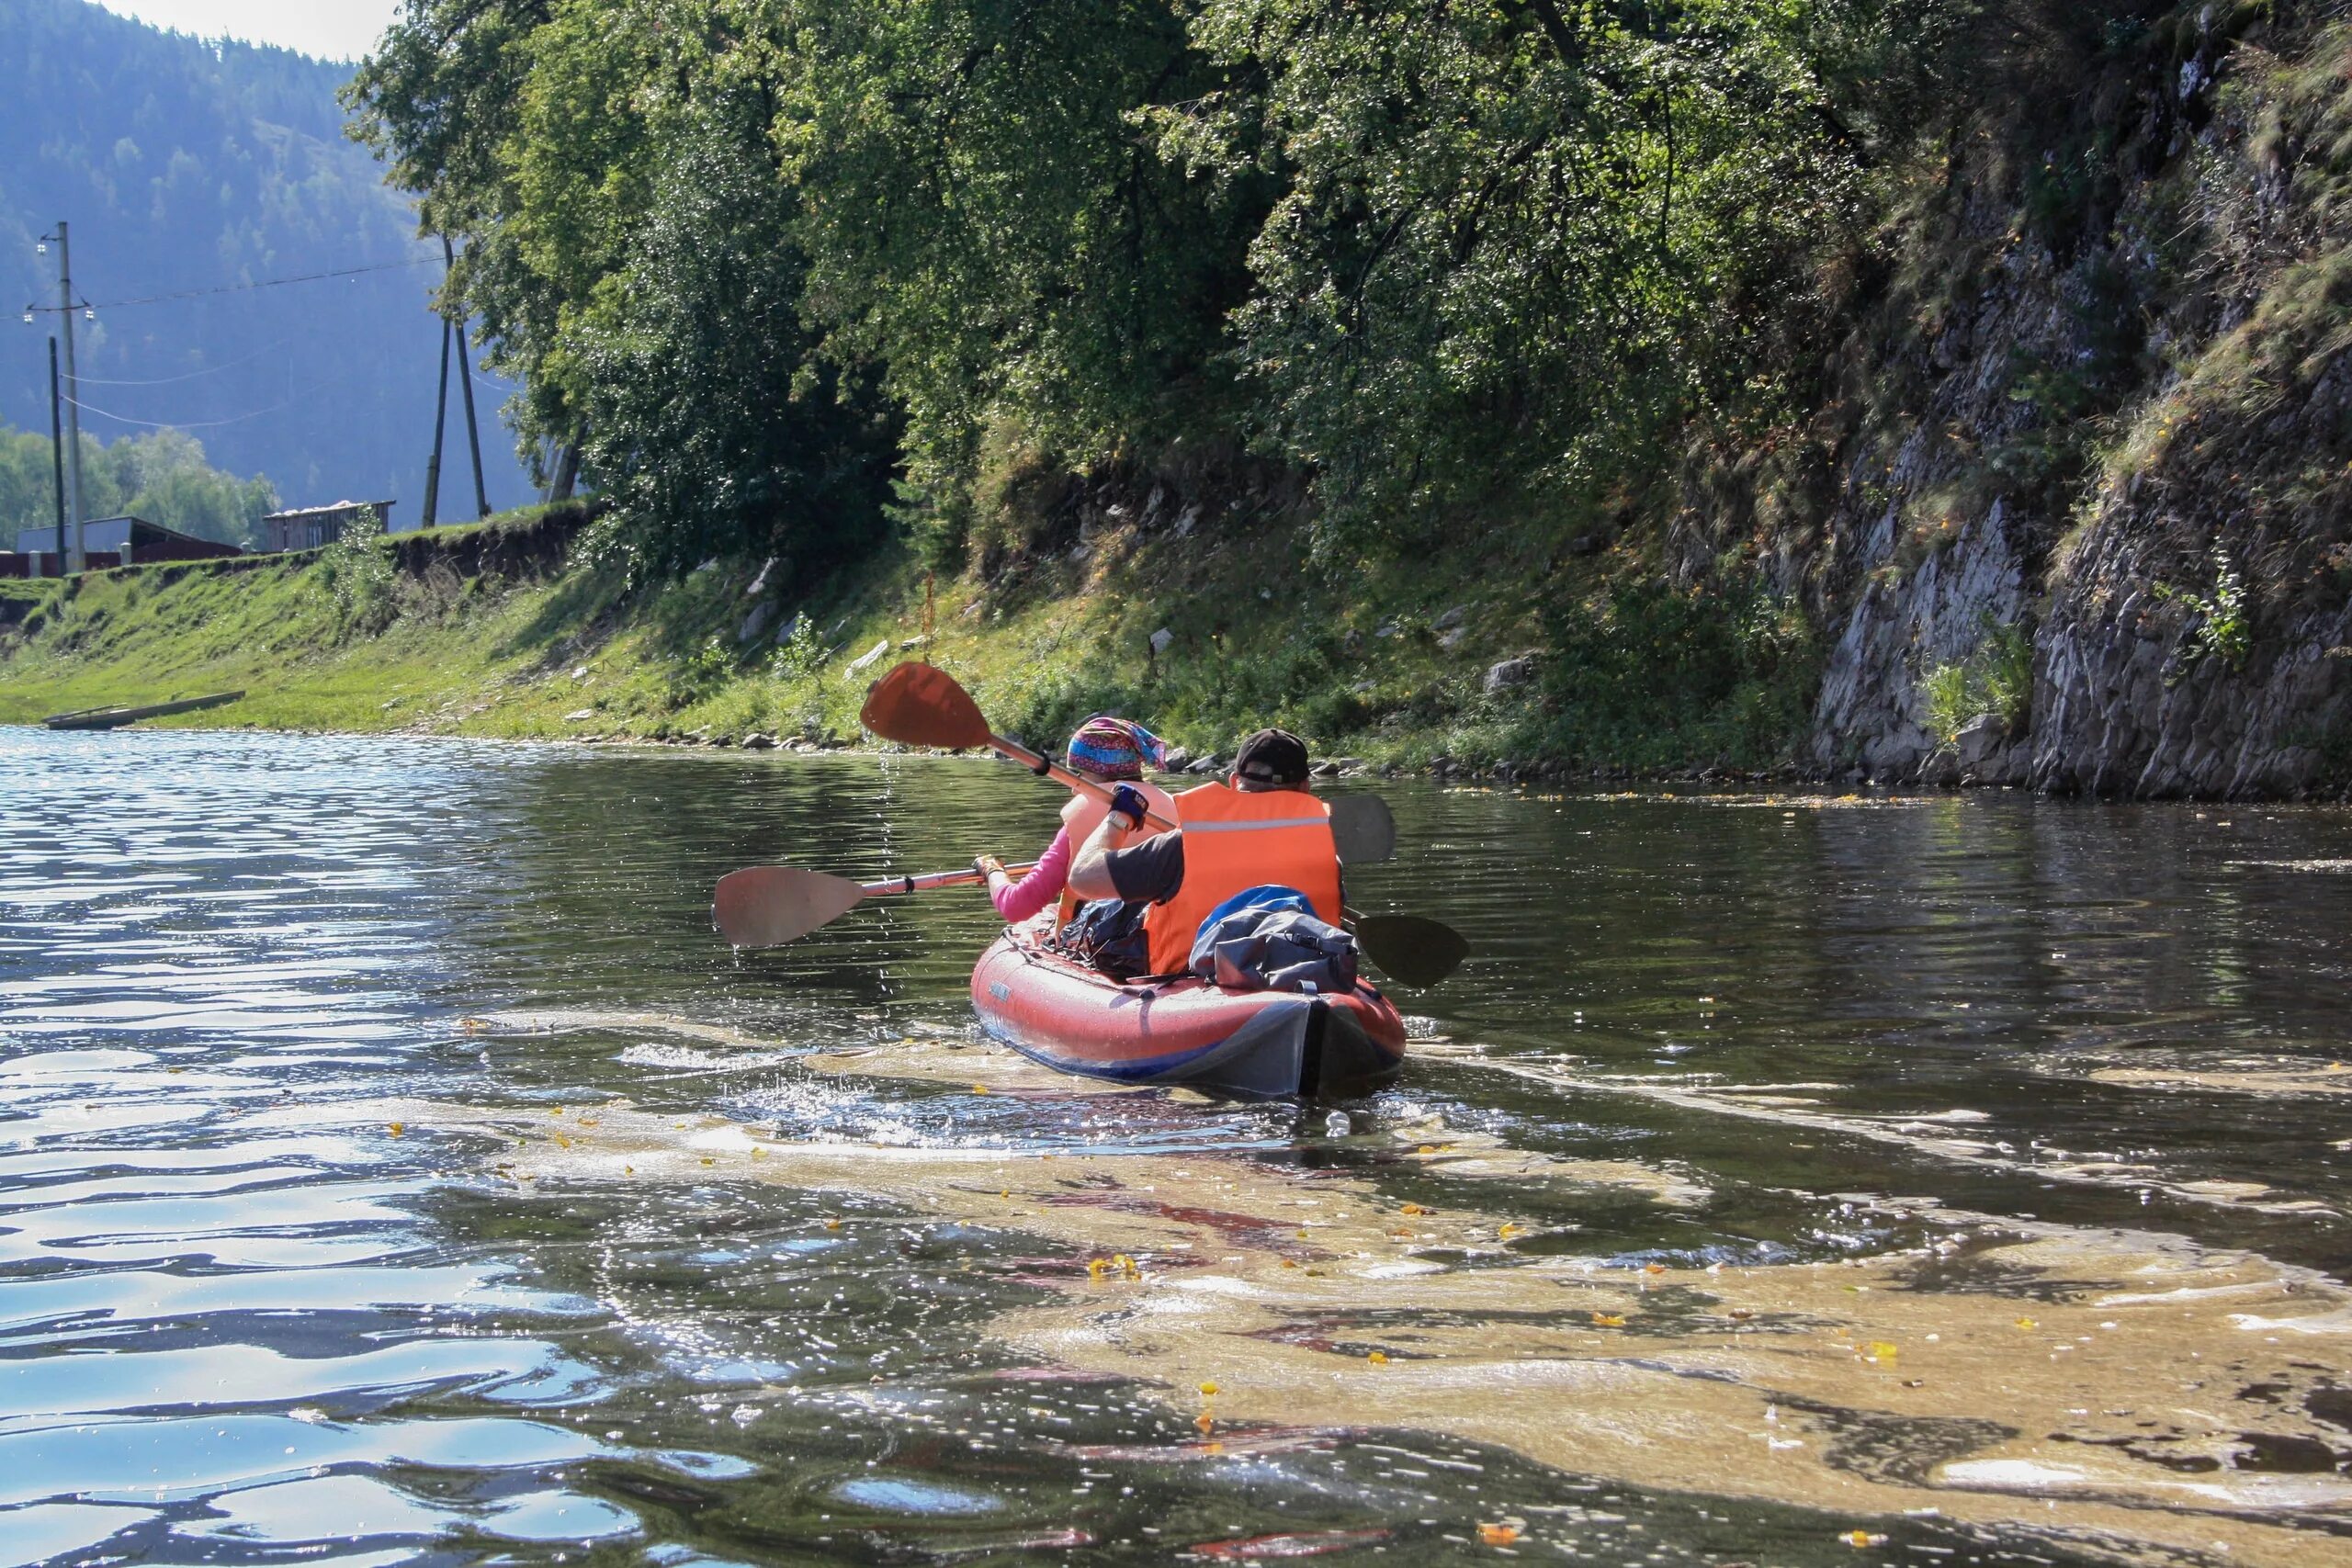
(0, 484, 1833, 780)
(0, 495, 1706, 774)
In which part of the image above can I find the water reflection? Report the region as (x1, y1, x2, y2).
(0, 728, 2346, 1564)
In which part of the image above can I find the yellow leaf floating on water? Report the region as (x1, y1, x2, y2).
(1113, 1254, 1141, 1279)
(2015, 1316, 2038, 1331)
(699, 1156, 714, 1166)
(751, 1146, 765, 1159)
(1417, 1144, 1439, 1155)
(623, 1165, 634, 1175)
(1498, 1223, 1523, 1240)
(1400, 1202, 1430, 1216)
(386, 1122, 404, 1137)
(1366, 1350, 1389, 1366)
(1644, 1262, 1667, 1275)
(1195, 1410, 1215, 1433)
(1281, 1258, 1299, 1269)
(1198, 1382, 1219, 1396)
(825, 1218, 842, 1231)
(971, 1084, 989, 1095)
(553, 1134, 571, 1149)
(1478, 1524, 1520, 1547)
(1864, 1341, 1898, 1364)
(1087, 1258, 1109, 1280)
(1843, 1530, 1887, 1547)
(1591, 1312, 1627, 1327)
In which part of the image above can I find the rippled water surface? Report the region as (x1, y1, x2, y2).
(2, 728, 2347, 1567)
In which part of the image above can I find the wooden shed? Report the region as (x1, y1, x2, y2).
(260, 500, 397, 553)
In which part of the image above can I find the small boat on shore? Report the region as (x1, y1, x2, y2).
(970, 915, 1408, 1099)
(42, 691, 244, 731)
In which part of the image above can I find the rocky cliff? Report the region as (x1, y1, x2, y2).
(1792, 4, 2352, 796)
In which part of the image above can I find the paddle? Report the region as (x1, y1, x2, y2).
(718, 860, 1465, 986)
(714, 861, 1037, 948)
(860, 661, 1398, 865)
(1351, 914, 1471, 988)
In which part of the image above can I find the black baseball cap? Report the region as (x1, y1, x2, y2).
(1233, 728, 1310, 786)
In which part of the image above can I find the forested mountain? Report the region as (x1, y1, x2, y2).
(0, 0, 533, 523)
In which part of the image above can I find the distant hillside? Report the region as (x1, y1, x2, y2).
(0, 0, 533, 515)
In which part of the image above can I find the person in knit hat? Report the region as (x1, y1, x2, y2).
(976, 715, 1177, 926)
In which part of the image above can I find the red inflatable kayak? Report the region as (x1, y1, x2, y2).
(969, 917, 1408, 1099)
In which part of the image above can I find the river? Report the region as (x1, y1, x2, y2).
(1, 728, 2346, 1566)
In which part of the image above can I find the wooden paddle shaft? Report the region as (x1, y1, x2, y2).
(988, 732, 1182, 832)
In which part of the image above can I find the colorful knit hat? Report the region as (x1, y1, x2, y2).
(1067, 715, 1169, 782)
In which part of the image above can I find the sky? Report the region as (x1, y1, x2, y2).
(95, 2, 403, 62)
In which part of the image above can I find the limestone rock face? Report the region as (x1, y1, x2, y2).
(1779, 27, 2352, 801)
(1953, 714, 2007, 772)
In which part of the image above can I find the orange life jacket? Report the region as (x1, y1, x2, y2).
(1055, 781, 1176, 927)
(1142, 782, 1342, 976)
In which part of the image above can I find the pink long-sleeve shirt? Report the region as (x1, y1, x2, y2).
(989, 826, 1073, 922)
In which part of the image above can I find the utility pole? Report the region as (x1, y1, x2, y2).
(47, 338, 66, 572)
(42, 223, 87, 571)
(423, 311, 451, 528)
(444, 234, 491, 520)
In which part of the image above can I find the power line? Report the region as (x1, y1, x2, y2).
(64, 381, 327, 432)
(61, 254, 443, 313)
(74, 339, 292, 387)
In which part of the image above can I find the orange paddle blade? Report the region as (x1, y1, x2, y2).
(860, 661, 991, 750)
(713, 866, 868, 948)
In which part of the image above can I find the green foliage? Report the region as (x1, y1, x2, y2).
(1919, 614, 2035, 742)
(348, 0, 899, 576)
(769, 614, 829, 679)
(319, 505, 395, 631)
(1535, 578, 1821, 769)
(667, 636, 741, 710)
(0, 423, 277, 547)
(1918, 660, 1975, 745)
(1155, 0, 1908, 546)
(2153, 548, 2252, 677)
(776, 0, 1260, 513)
(351, 1, 1962, 568)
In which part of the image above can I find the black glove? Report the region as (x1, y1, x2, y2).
(1108, 784, 1148, 830)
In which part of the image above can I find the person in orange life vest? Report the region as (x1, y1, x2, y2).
(972, 715, 1177, 927)
(1064, 727, 1342, 976)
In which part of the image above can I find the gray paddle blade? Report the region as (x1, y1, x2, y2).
(713, 866, 867, 948)
(1354, 913, 1468, 987)
(1329, 792, 1396, 864)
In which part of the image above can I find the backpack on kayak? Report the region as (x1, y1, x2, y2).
(1051, 897, 1150, 981)
(1187, 885, 1360, 994)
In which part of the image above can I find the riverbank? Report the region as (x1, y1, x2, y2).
(0, 498, 1639, 781)
(4, 473, 2346, 798)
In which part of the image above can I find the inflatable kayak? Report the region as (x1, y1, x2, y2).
(969, 917, 1408, 1099)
